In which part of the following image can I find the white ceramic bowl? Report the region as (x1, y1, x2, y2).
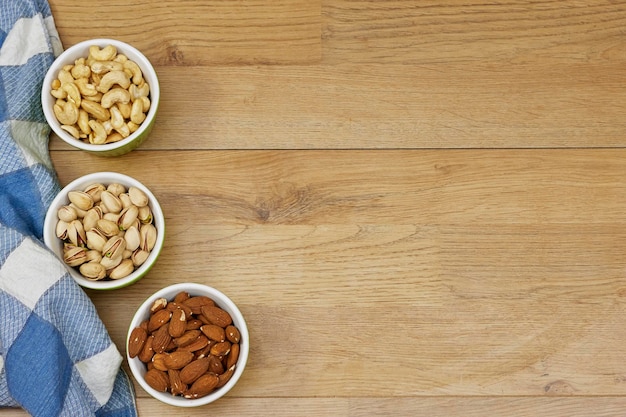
(127, 283, 249, 407)
(41, 38, 160, 156)
(43, 172, 165, 290)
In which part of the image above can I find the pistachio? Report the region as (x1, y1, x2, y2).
(80, 261, 106, 280)
(119, 193, 133, 209)
(124, 226, 141, 251)
(128, 187, 149, 207)
(103, 212, 120, 223)
(85, 249, 103, 263)
(84, 183, 106, 203)
(107, 183, 126, 196)
(56, 220, 69, 240)
(69, 203, 88, 218)
(63, 246, 88, 267)
(137, 205, 153, 224)
(118, 205, 139, 231)
(140, 223, 157, 251)
(96, 218, 120, 237)
(82, 206, 103, 232)
(67, 191, 94, 211)
(100, 254, 122, 270)
(100, 190, 122, 213)
(109, 258, 134, 279)
(86, 228, 107, 252)
(67, 219, 87, 247)
(57, 205, 78, 222)
(131, 249, 150, 267)
(102, 235, 126, 259)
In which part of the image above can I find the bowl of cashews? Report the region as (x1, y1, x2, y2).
(41, 39, 160, 156)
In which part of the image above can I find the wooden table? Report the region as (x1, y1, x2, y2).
(7, 1, 626, 415)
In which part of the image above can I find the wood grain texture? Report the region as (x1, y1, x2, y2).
(5, 0, 626, 415)
(44, 150, 626, 402)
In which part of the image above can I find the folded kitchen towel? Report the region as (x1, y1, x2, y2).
(0, 1, 137, 416)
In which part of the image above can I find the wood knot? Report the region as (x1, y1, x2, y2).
(166, 44, 185, 65)
(544, 379, 575, 395)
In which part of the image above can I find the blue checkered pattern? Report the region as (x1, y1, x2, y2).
(0, 1, 137, 416)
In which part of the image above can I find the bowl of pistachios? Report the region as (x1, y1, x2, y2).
(41, 38, 160, 156)
(43, 172, 165, 290)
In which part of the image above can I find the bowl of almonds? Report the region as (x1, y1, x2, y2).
(43, 171, 165, 290)
(41, 38, 159, 156)
(126, 283, 249, 407)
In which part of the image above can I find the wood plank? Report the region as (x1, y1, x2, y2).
(4, 397, 626, 416)
(322, 0, 626, 65)
(48, 62, 626, 150)
(45, 149, 626, 398)
(48, 0, 321, 65)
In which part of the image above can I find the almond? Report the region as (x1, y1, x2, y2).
(200, 324, 225, 342)
(144, 368, 169, 392)
(210, 341, 231, 357)
(208, 354, 225, 375)
(150, 297, 168, 313)
(185, 373, 219, 399)
(225, 325, 241, 343)
(168, 369, 187, 396)
(167, 301, 193, 318)
(169, 308, 187, 338)
(128, 327, 147, 358)
(178, 334, 209, 353)
(201, 305, 232, 327)
(164, 350, 194, 370)
(179, 357, 210, 385)
(174, 291, 190, 304)
(152, 353, 168, 371)
(185, 319, 203, 331)
(173, 329, 201, 348)
(148, 308, 172, 332)
(138, 335, 155, 363)
(183, 296, 215, 315)
(216, 364, 236, 388)
(152, 323, 172, 354)
(226, 343, 240, 369)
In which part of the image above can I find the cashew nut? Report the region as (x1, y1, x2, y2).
(110, 106, 125, 130)
(75, 78, 98, 97)
(123, 60, 143, 85)
(61, 82, 81, 107)
(116, 102, 131, 119)
(97, 70, 131, 93)
(51, 79, 61, 90)
(77, 109, 91, 135)
(101, 87, 131, 109)
(129, 83, 150, 100)
(88, 120, 107, 144)
(81, 100, 110, 121)
(58, 69, 74, 85)
(89, 45, 117, 62)
(130, 99, 146, 125)
(113, 54, 128, 64)
(50, 88, 67, 99)
(61, 124, 81, 139)
(115, 123, 131, 138)
(53, 100, 79, 125)
(106, 132, 124, 144)
(127, 121, 139, 133)
(90, 60, 124, 74)
(70, 63, 91, 79)
(139, 96, 151, 112)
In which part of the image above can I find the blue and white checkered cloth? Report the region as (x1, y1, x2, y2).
(0, 1, 138, 416)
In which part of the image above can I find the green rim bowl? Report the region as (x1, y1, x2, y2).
(41, 38, 159, 156)
(43, 172, 165, 290)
